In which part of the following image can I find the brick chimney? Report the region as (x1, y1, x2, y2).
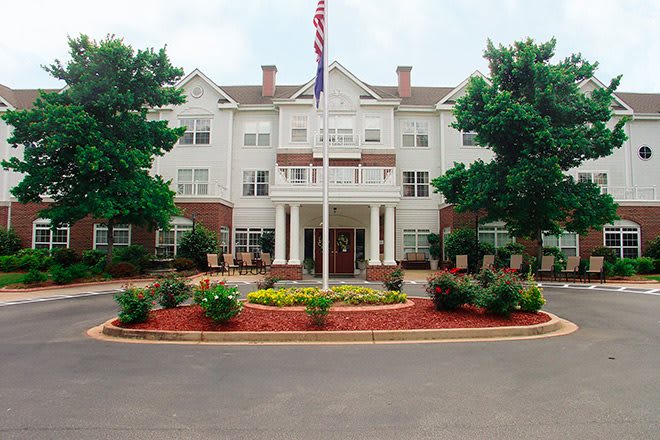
(396, 66, 412, 98)
(262, 65, 277, 97)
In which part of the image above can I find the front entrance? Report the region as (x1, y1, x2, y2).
(314, 228, 355, 275)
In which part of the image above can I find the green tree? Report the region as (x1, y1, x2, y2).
(177, 225, 219, 271)
(432, 38, 626, 262)
(1, 35, 186, 263)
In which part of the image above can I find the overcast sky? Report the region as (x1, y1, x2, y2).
(1, 0, 658, 92)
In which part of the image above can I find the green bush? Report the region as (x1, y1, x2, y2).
(0, 227, 21, 256)
(194, 281, 242, 323)
(52, 248, 81, 267)
(177, 225, 219, 271)
(0, 255, 19, 272)
(542, 246, 567, 273)
(173, 257, 196, 271)
(114, 287, 155, 324)
(256, 274, 280, 290)
(150, 274, 192, 309)
(427, 232, 442, 260)
(82, 249, 105, 269)
(107, 262, 139, 278)
(50, 263, 89, 285)
(426, 270, 471, 310)
(474, 270, 524, 316)
(520, 274, 546, 312)
(113, 245, 150, 273)
(305, 295, 333, 327)
(591, 246, 617, 264)
(644, 235, 660, 259)
(258, 231, 275, 255)
(605, 258, 637, 277)
(23, 269, 48, 284)
(303, 258, 314, 274)
(476, 267, 498, 288)
(1, 249, 53, 272)
(383, 267, 404, 292)
(635, 257, 655, 274)
(495, 242, 527, 269)
(444, 229, 494, 272)
(246, 286, 407, 307)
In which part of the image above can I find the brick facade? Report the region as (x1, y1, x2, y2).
(0, 205, 8, 229)
(366, 264, 398, 281)
(271, 264, 302, 280)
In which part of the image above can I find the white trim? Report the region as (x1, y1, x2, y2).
(176, 69, 238, 105)
(241, 169, 270, 198)
(436, 70, 491, 107)
(362, 114, 382, 145)
(93, 224, 132, 250)
(289, 114, 309, 144)
(400, 119, 430, 149)
(176, 167, 211, 196)
(289, 61, 383, 101)
(243, 120, 272, 147)
(603, 221, 641, 259)
(178, 117, 213, 146)
(32, 218, 70, 250)
(401, 170, 431, 199)
(578, 77, 634, 114)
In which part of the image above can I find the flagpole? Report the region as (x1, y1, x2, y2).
(321, 0, 330, 291)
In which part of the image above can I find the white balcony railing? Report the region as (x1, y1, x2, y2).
(601, 186, 657, 201)
(275, 166, 396, 186)
(314, 133, 360, 147)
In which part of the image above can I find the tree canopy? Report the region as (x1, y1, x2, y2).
(2, 35, 186, 260)
(432, 38, 627, 259)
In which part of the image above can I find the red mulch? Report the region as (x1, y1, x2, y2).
(114, 298, 550, 332)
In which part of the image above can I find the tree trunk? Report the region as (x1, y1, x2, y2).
(106, 221, 115, 266)
(535, 227, 544, 267)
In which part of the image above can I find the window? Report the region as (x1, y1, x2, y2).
(403, 229, 430, 258)
(33, 220, 69, 250)
(462, 132, 478, 147)
(219, 226, 230, 254)
(402, 121, 428, 147)
(442, 227, 451, 260)
(543, 232, 579, 256)
(291, 116, 308, 143)
(156, 217, 193, 258)
(179, 118, 211, 145)
(94, 224, 131, 251)
(402, 171, 429, 197)
(244, 121, 271, 146)
(578, 172, 608, 186)
(177, 168, 209, 196)
(638, 145, 652, 160)
(242, 170, 270, 196)
(478, 223, 513, 248)
(364, 116, 381, 143)
(604, 223, 640, 259)
(234, 228, 274, 256)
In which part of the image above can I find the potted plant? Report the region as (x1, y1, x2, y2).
(303, 257, 315, 275)
(356, 258, 366, 271)
(427, 232, 442, 271)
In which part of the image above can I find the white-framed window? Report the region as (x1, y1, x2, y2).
(179, 118, 211, 145)
(244, 121, 271, 146)
(403, 229, 431, 258)
(242, 170, 270, 196)
(637, 145, 652, 160)
(94, 224, 131, 252)
(478, 222, 514, 248)
(462, 132, 479, 147)
(578, 171, 608, 186)
(543, 232, 579, 257)
(401, 120, 429, 147)
(442, 227, 451, 260)
(291, 115, 308, 143)
(33, 219, 69, 250)
(234, 227, 274, 256)
(177, 168, 209, 196)
(364, 116, 381, 143)
(156, 217, 193, 258)
(604, 221, 640, 259)
(219, 226, 230, 254)
(402, 171, 430, 197)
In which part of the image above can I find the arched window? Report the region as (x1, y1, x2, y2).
(604, 220, 640, 259)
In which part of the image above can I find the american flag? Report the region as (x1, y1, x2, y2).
(313, 0, 325, 106)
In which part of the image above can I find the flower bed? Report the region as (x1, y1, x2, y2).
(246, 285, 407, 307)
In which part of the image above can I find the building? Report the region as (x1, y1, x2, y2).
(1, 63, 659, 280)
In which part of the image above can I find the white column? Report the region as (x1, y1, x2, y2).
(383, 205, 396, 265)
(369, 204, 381, 265)
(273, 204, 286, 265)
(288, 204, 301, 265)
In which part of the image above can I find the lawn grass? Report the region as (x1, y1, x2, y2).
(0, 272, 26, 287)
(642, 275, 660, 282)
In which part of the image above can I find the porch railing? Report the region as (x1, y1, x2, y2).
(314, 133, 360, 147)
(275, 165, 396, 186)
(600, 186, 657, 201)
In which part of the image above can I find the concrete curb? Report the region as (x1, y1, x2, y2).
(95, 311, 574, 345)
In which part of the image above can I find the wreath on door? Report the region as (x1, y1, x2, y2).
(337, 233, 349, 253)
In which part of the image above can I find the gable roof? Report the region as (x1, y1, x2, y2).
(175, 69, 238, 106)
(616, 92, 660, 114)
(289, 61, 387, 101)
(0, 84, 59, 110)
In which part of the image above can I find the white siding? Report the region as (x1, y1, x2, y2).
(396, 208, 439, 260)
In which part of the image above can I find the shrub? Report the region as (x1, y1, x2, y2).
(476, 267, 498, 288)
(605, 258, 637, 277)
(644, 235, 660, 259)
(495, 242, 527, 269)
(519, 274, 546, 312)
(305, 295, 333, 326)
(635, 257, 655, 274)
(256, 274, 280, 290)
(194, 280, 243, 323)
(173, 257, 196, 271)
(52, 248, 81, 267)
(107, 262, 139, 278)
(113, 245, 150, 273)
(0, 227, 21, 256)
(246, 286, 406, 307)
(427, 233, 442, 260)
(303, 258, 315, 274)
(474, 269, 523, 316)
(23, 269, 48, 284)
(82, 249, 105, 269)
(426, 270, 466, 310)
(542, 246, 567, 273)
(3, 249, 53, 272)
(0, 255, 19, 272)
(114, 287, 155, 324)
(591, 246, 617, 264)
(383, 267, 404, 292)
(258, 231, 275, 255)
(50, 263, 89, 285)
(177, 225, 219, 271)
(151, 274, 193, 308)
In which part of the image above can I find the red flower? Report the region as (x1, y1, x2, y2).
(435, 286, 442, 294)
(153, 283, 160, 288)
(137, 293, 144, 300)
(445, 289, 450, 295)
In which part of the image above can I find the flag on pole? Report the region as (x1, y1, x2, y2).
(313, 0, 325, 107)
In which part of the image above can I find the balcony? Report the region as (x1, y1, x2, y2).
(270, 165, 401, 204)
(601, 186, 657, 201)
(313, 133, 361, 159)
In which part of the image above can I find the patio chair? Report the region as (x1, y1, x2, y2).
(509, 254, 523, 272)
(206, 253, 224, 275)
(240, 252, 259, 275)
(561, 256, 581, 282)
(536, 255, 555, 281)
(260, 252, 272, 274)
(481, 254, 495, 271)
(586, 256, 606, 284)
(222, 254, 239, 276)
(455, 255, 468, 273)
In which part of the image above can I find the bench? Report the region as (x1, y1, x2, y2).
(401, 252, 429, 270)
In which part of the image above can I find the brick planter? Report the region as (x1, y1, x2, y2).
(366, 264, 398, 281)
(271, 264, 303, 280)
